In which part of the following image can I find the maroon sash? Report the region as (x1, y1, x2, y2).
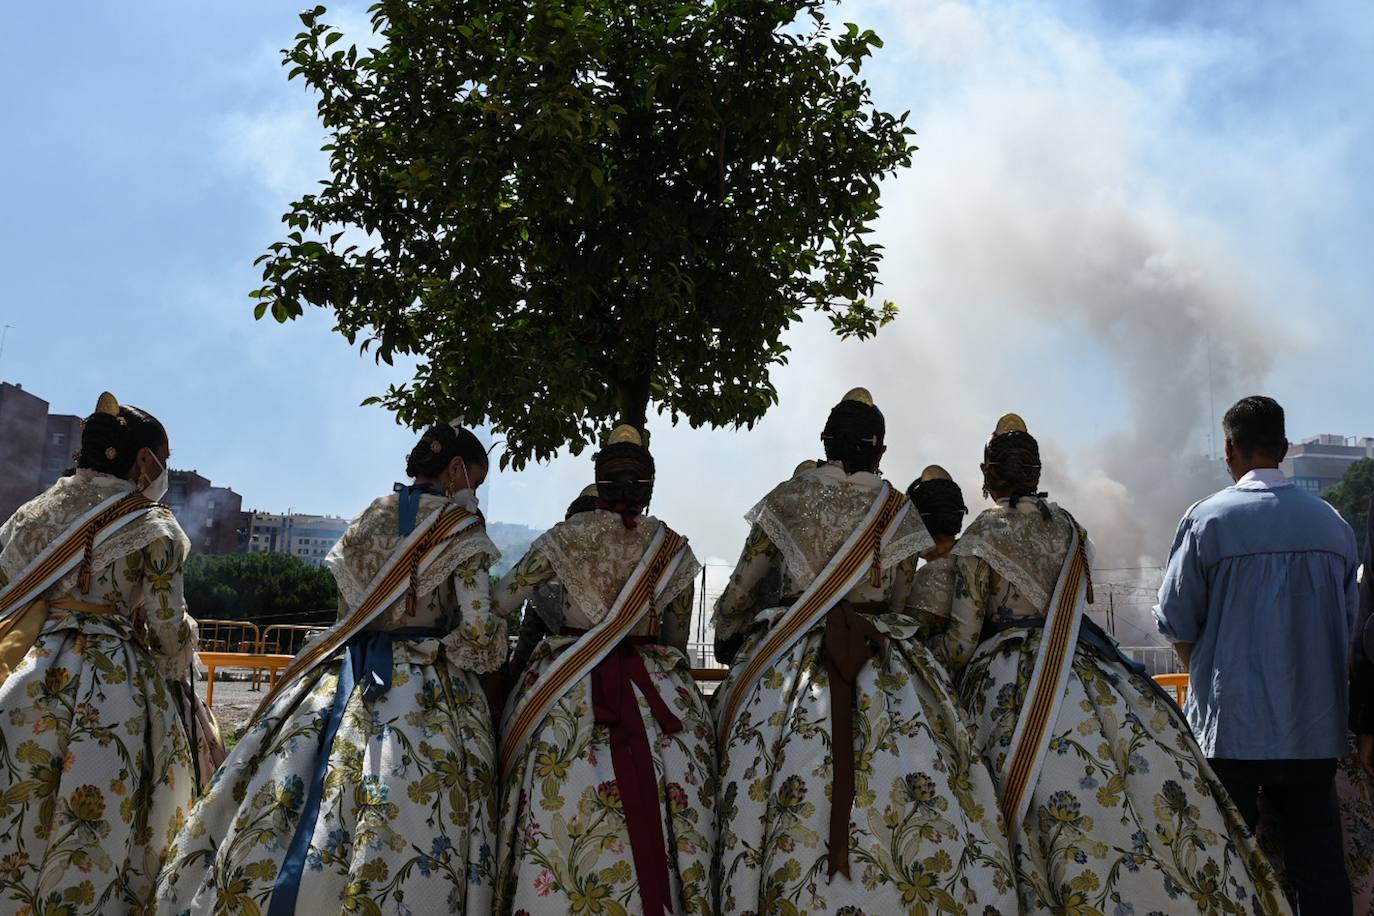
(564, 628, 682, 915)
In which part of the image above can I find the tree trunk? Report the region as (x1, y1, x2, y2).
(617, 371, 652, 436)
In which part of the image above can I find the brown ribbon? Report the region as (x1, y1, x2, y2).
(822, 602, 886, 879)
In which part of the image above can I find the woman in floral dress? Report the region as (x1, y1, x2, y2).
(0, 393, 215, 915)
(712, 389, 1015, 915)
(941, 414, 1288, 915)
(155, 423, 505, 915)
(493, 427, 713, 916)
(904, 465, 968, 660)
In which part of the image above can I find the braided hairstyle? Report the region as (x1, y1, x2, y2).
(595, 442, 655, 529)
(907, 477, 967, 540)
(983, 429, 1045, 505)
(75, 404, 167, 479)
(566, 489, 599, 519)
(821, 400, 885, 473)
(405, 424, 488, 480)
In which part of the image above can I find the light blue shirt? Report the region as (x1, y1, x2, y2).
(1153, 468, 1360, 759)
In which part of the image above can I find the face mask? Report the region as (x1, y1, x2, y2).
(142, 452, 169, 502)
(446, 462, 479, 511)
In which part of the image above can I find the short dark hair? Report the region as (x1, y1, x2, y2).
(1223, 396, 1286, 458)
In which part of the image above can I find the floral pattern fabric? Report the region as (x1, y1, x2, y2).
(154, 638, 496, 915)
(714, 609, 1016, 916)
(945, 501, 1289, 916)
(712, 472, 1016, 915)
(0, 472, 201, 915)
(154, 491, 501, 915)
(492, 522, 714, 915)
(495, 636, 716, 916)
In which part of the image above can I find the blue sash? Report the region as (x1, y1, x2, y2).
(268, 626, 444, 916)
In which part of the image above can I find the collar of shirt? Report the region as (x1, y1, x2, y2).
(1233, 467, 1292, 491)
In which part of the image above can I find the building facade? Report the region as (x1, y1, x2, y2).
(1281, 434, 1374, 494)
(1, 381, 248, 554)
(246, 512, 350, 568)
(0, 382, 83, 521)
(165, 470, 249, 555)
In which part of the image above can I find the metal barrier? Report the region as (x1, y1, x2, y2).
(194, 619, 261, 654)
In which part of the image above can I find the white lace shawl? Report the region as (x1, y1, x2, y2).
(532, 512, 700, 627)
(745, 464, 932, 588)
(0, 470, 190, 594)
(326, 492, 500, 622)
(951, 500, 1094, 612)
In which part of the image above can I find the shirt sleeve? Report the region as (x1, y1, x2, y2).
(711, 523, 781, 663)
(136, 535, 197, 683)
(942, 555, 993, 673)
(443, 551, 506, 674)
(658, 584, 695, 655)
(1153, 513, 1208, 644)
(492, 548, 556, 622)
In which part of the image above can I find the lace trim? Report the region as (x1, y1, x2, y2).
(535, 516, 700, 626)
(745, 487, 931, 586)
(327, 511, 499, 616)
(441, 619, 508, 674)
(2, 473, 189, 595)
(952, 503, 1093, 613)
(746, 500, 818, 585)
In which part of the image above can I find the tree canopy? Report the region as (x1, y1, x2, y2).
(1325, 457, 1374, 556)
(254, 0, 915, 467)
(184, 552, 338, 625)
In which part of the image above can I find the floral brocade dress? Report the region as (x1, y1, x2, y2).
(154, 490, 507, 915)
(712, 464, 1016, 915)
(0, 470, 206, 915)
(943, 499, 1289, 915)
(493, 511, 715, 916)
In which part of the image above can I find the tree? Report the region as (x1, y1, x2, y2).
(1325, 458, 1374, 556)
(253, 0, 915, 467)
(184, 552, 338, 625)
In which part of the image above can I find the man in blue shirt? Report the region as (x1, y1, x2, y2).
(1155, 396, 1360, 915)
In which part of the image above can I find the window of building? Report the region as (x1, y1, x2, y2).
(51, 433, 65, 446)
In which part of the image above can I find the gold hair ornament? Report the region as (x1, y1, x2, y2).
(104, 447, 118, 461)
(993, 413, 1028, 437)
(95, 392, 120, 417)
(841, 387, 875, 406)
(607, 424, 644, 447)
(579, 484, 599, 499)
(919, 464, 952, 482)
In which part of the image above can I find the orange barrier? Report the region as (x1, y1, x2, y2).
(200, 652, 293, 707)
(253, 624, 326, 689)
(1153, 672, 1189, 707)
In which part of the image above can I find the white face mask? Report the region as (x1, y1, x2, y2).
(142, 452, 169, 502)
(447, 462, 479, 511)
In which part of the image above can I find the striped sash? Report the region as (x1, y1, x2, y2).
(997, 522, 1091, 829)
(248, 506, 481, 728)
(0, 491, 157, 624)
(499, 525, 689, 775)
(716, 483, 909, 741)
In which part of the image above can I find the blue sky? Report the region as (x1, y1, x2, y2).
(3, 1, 1371, 591)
